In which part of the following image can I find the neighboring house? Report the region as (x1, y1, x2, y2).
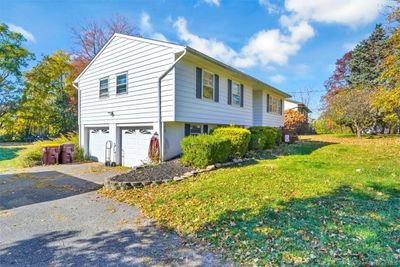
(284, 99, 311, 121)
(74, 33, 290, 167)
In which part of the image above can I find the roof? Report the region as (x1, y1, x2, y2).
(74, 33, 291, 98)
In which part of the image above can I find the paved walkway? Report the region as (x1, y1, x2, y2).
(0, 163, 225, 266)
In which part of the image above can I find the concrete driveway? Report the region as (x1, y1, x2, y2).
(0, 163, 225, 266)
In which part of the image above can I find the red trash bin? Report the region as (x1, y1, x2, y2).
(42, 146, 60, 165)
(60, 144, 75, 164)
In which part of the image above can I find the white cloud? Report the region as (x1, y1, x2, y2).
(140, 12, 168, 42)
(7, 23, 35, 43)
(343, 42, 357, 51)
(284, 0, 387, 26)
(259, 0, 280, 14)
(174, 17, 314, 68)
(270, 74, 286, 83)
(201, 0, 220, 6)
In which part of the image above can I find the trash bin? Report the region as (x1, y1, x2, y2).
(60, 143, 75, 164)
(42, 146, 60, 165)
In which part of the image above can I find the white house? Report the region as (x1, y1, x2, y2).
(74, 33, 290, 167)
(284, 99, 311, 121)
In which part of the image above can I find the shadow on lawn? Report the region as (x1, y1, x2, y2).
(0, 226, 215, 266)
(197, 185, 400, 266)
(0, 147, 23, 161)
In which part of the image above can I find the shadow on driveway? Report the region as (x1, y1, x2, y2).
(0, 171, 101, 210)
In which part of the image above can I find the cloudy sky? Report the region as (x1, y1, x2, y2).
(0, 0, 389, 116)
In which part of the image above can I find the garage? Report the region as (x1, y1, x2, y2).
(121, 127, 153, 167)
(88, 128, 110, 163)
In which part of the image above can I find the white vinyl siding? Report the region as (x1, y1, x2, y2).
(79, 35, 180, 125)
(175, 58, 253, 126)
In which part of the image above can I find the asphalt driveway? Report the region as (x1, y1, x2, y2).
(0, 163, 225, 266)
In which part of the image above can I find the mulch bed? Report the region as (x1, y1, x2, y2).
(110, 159, 195, 183)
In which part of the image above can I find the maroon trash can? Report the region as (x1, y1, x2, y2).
(42, 146, 60, 165)
(60, 143, 75, 164)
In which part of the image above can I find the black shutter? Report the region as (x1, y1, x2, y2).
(214, 75, 219, 102)
(227, 79, 232, 105)
(184, 124, 191, 136)
(196, 67, 202, 99)
(203, 125, 209, 134)
(266, 94, 270, 112)
(280, 99, 283, 115)
(240, 84, 244, 107)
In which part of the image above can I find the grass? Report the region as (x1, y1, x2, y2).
(0, 144, 29, 171)
(102, 135, 399, 265)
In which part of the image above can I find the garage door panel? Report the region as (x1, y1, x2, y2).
(88, 128, 110, 163)
(121, 128, 153, 167)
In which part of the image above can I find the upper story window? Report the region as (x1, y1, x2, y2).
(99, 78, 109, 98)
(116, 73, 127, 94)
(232, 81, 241, 106)
(202, 70, 214, 100)
(267, 94, 283, 115)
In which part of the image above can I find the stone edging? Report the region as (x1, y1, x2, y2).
(104, 158, 251, 190)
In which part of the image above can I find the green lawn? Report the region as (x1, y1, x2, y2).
(101, 135, 400, 265)
(0, 144, 28, 171)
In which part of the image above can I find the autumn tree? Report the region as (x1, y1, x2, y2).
(71, 14, 139, 78)
(284, 110, 307, 135)
(13, 51, 76, 137)
(0, 23, 33, 126)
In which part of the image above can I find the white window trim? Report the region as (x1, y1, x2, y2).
(116, 72, 128, 95)
(99, 77, 109, 99)
(231, 80, 242, 107)
(202, 69, 214, 101)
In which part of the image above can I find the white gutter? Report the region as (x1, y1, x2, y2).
(157, 49, 187, 161)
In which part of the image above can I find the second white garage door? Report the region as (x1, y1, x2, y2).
(121, 128, 153, 167)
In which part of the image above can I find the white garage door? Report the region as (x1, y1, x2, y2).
(121, 128, 153, 167)
(88, 128, 110, 163)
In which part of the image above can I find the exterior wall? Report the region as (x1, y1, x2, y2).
(252, 90, 263, 126)
(253, 90, 284, 127)
(79, 35, 181, 129)
(174, 58, 253, 126)
(284, 100, 298, 111)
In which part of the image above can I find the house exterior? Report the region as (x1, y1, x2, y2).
(284, 99, 311, 121)
(74, 33, 290, 167)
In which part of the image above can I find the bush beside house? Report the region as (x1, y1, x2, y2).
(248, 126, 281, 150)
(212, 127, 251, 158)
(181, 134, 231, 168)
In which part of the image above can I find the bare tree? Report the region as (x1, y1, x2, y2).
(72, 13, 139, 62)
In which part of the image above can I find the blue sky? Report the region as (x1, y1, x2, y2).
(0, 0, 389, 117)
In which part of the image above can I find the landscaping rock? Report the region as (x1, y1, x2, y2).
(206, 165, 216, 171)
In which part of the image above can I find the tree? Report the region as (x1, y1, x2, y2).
(284, 110, 307, 135)
(348, 24, 387, 88)
(14, 51, 76, 137)
(0, 23, 33, 126)
(326, 88, 375, 137)
(71, 14, 139, 78)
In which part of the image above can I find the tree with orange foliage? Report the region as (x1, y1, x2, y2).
(284, 110, 307, 135)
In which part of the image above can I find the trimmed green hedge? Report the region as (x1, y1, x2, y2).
(212, 127, 251, 158)
(181, 134, 231, 168)
(248, 126, 281, 150)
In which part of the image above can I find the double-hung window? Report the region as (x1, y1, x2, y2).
(116, 73, 127, 94)
(202, 70, 214, 100)
(232, 81, 241, 106)
(190, 124, 203, 135)
(99, 78, 109, 98)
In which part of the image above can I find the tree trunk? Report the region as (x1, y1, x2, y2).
(355, 123, 362, 138)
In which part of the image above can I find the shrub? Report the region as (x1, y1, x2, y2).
(181, 134, 231, 168)
(212, 127, 251, 158)
(249, 133, 266, 151)
(248, 126, 280, 149)
(19, 132, 84, 166)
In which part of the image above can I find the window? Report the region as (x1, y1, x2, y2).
(116, 73, 127, 94)
(267, 95, 282, 114)
(99, 78, 109, 98)
(272, 98, 278, 113)
(202, 70, 214, 100)
(190, 124, 202, 135)
(232, 81, 241, 106)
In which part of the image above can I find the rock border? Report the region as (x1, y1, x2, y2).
(104, 158, 251, 190)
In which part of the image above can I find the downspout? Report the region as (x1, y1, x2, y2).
(72, 82, 81, 149)
(157, 48, 187, 162)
